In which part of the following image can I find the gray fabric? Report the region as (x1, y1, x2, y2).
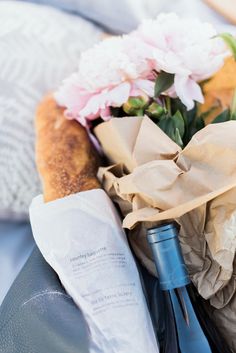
(0, 247, 90, 353)
(0, 1, 101, 221)
(18, 0, 236, 35)
(19, 0, 163, 34)
(0, 221, 35, 306)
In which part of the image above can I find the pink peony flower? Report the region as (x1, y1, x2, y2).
(55, 13, 230, 126)
(55, 36, 154, 126)
(133, 13, 229, 109)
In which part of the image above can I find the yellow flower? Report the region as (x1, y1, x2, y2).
(199, 56, 236, 124)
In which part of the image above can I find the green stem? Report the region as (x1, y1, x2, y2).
(166, 97, 172, 115)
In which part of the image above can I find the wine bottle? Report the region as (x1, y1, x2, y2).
(147, 223, 212, 353)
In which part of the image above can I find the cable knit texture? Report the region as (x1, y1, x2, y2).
(0, 1, 102, 220)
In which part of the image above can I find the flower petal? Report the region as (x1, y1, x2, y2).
(106, 82, 131, 106)
(174, 75, 204, 110)
(134, 79, 155, 97)
(79, 82, 131, 118)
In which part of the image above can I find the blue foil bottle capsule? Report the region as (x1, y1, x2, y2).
(147, 223, 190, 290)
(147, 223, 212, 353)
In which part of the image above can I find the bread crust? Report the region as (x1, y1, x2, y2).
(36, 95, 100, 202)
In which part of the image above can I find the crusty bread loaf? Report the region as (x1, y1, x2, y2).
(36, 95, 100, 202)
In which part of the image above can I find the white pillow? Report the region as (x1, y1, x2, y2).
(0, 1, 102, 220)
(21, 0, 165, 33)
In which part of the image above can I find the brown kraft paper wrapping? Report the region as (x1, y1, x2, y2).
(95, 116, 236, 351)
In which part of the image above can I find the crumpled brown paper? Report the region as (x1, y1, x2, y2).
(95, 116, 236, 351)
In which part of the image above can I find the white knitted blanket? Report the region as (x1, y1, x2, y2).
(0, 1, 102, 220)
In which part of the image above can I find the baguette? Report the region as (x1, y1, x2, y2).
(35, 95, 100, 202)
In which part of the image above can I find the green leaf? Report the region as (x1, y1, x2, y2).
(230, 89, 236, 119)
(195, 117, 205, 131)
(154, 71, 175, 98)
(186, 116, 205, 143)
(185, 104, 197, 127)
(171, 98, 186, 115)
(218, 33, 236, 60)
(172, 110, 185, 138)
(211, 109, 230, 124)
(158, 115, 183, 147)
(158, 116, 172, 134)
(173, 128, 183, 148)
(171, 98, 194, 128)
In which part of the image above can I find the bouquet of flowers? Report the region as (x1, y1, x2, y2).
(55, 13, 236, 146)
(54, 13, 236, 351)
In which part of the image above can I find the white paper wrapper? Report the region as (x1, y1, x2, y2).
(29, 189, 159, 353)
